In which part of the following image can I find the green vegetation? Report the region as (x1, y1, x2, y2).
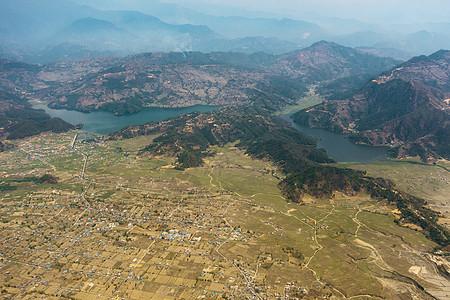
(276, 85, 324, 115)
(100, 97, 143, 115)
(1, 174, 58, 192)
(176, 151, 204, 170)
(0, 130, 446, 299)
(0, 182, 16, 191)
(344, 160, 449, 205)
(110, 94, 449, 246)
(0, 89, 75, 140)
(35, 174, 58, 184)
(280, 166, 365, 201)
(365, 179, 449, 246)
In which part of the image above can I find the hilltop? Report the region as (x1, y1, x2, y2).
(273, 41, 398, 83)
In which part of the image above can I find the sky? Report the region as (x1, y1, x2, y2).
(161, 0, 450, 24)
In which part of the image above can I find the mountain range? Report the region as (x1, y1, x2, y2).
(293, 50, 450, 161)
(0, 42, 398, 115)
(1, 0, 449, 63)
(0, 38, 448, 162)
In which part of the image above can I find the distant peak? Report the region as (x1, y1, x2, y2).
(406, 50, 450, 64)
(407, 55, 430, 64)
(429, 49, 450, 60)
(409, 30, 432, 37)
(71, 17, 117, 29)
(309, 40, 342, 48)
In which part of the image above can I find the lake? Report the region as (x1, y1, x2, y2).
(32, 103, 218, 135)
(33, 102, 388, 163)
(280, 114, 388, 163)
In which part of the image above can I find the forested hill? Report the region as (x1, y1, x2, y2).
(293, 50, 450, 162)
(109, 97, 449, 246)
(0, 90, 75, 141)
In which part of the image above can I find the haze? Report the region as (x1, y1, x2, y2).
(1, 0, 449, 64)
(162, 0, 450, 24)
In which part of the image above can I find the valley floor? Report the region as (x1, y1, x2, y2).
(0, 132, 449, 299)
(345, 160, 450, 229)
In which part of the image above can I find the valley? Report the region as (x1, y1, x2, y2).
(0, 2, 449, 298)
(4, 43, 449, 165)
(0, 131, 448, 299)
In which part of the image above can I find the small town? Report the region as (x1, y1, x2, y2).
(1, 131, 448, 299)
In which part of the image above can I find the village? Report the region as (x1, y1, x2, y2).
(0, 132, 337, 299)
(0, 131, 447, 299)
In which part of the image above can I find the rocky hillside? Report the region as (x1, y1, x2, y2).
(272, 41, 399, 83)
(0, 42, 398, 115)
(293, 50, 450, 161)
(41, 52, 305, 114)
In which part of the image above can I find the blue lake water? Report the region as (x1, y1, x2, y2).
(33, 102, 388, 163)
(32, 103, 218, 135)
(280, 114, 389, 163)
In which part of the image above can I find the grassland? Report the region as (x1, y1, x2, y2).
(275, 86, 324, 116)
(343, 160, 450, 228)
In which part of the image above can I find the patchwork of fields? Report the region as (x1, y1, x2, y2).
(0, 132, 448, 299)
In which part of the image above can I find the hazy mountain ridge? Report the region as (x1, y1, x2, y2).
(293, 50, 450, 161)
(74, 0, 328, 42)
(0, 0, 314, 63)
(1, 0, 449, 64)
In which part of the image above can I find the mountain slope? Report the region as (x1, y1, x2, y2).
(40, 52, 306, 114)
(51, 17, 134, 52)
(0, 43, 399, 115)
(272, 41, 399, 83)
(293, 50, 450, 161)
(0, 90, 75, 140)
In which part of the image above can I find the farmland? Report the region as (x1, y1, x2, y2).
(0, 132, 448, 299)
